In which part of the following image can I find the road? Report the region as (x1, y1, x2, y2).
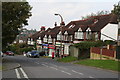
(2, 55, 119, 80)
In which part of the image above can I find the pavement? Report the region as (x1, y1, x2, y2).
(2, 57, 21, 71)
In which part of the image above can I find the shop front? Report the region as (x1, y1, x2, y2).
(42, 44, 48, 56)
(48, 45, 55, 57)
(55, 42, 64, 58)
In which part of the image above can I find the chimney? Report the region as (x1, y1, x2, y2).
(60, 21, 65, 26)
(55, 22, 57, 27)
(41, 26, 45, 31)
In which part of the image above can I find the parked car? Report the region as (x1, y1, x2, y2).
(4, 51, 14, 56)
(39, 50, 45, 56)
(26, 50, 39, 58)
(0, 51, 3, 57)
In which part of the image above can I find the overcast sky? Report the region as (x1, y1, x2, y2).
(25, 0, 119, 31)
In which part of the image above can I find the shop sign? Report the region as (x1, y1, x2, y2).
(48, 45, 55, 49)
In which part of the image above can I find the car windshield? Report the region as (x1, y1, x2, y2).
(31, 51, 38, 54)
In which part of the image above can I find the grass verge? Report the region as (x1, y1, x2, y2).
(57, 56, 77, 62)
(75, 59, 120, 72)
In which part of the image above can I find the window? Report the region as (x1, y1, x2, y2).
(74, 32, 83, 39)
(75, 32, 77, 39)
(57, 34, 60, 40)
(70, 35, 73, 41)
(64, 35, 68, 41)
(43, 35, 47, 42)
(86, 28, 92, 40)
(64, 31, 68, 41)
(94, 19, 98, 24)
(69, 24, 75, 28)
(48, 36, 52, 43)
(95, 32, 98, 40)
(86, 31, 92, 39)
(78, 31, 83, 39)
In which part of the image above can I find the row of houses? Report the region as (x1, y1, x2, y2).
(27, 14, 118, 57)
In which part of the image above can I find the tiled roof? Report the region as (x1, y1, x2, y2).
(29, 14, 118, 40)
(66, 14, 118, 32)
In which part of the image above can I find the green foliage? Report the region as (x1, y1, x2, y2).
(6, 43, 34, 54)
(81, 10, 110, 20)
(74, 41, 105, 49)
(111, 2, 120, 20)
(2, 2, 32, 49)
(57, 56, 77, 62)
(104, 40, 116, 45)
(75, 59, 120, 72)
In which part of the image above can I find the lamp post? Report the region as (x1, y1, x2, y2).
(54, 13, 65, 58)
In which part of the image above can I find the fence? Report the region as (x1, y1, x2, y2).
(90, 47, 116, 60)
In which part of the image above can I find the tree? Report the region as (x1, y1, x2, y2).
(111, 1, 120, 20)
(2, 2, 32, 49)
(81, 10, 110, 20)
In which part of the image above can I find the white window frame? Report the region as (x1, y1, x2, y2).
(86, 28, 92, 39)
(43, 35, 47, 42)
(64, 31, 68, 41)
(48, 35, 52, 43)
(75, 28, 83, 39)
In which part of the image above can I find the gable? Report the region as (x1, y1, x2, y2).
(44, 35, 47, 38)
(49, 35, 51, 38)
(64, 31, 68, 34)
(78, 28, 82, 31)
(58, 31, 61, 34)
(86, 27, 91, 31)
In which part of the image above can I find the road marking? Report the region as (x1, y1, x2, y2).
(61, 70, 71, 75)
(41, 64, 48, 67)
(89, 76, 94, 78)
(72, 70, 84, 75)
(49, 63, 58, 67)
(50, 67, 58, 70)
(15, 69, 21, 79)
(20, 68, 28, 78)
(35, 62, 39, 64)
(59, 67, 68, 70)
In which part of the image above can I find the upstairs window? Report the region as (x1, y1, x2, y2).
(95, 32, 99, 40)
(69, 24, 75, 28)
(57, 34, 60, 40)
(74, 28, 83, 39)
(64, 31, 68, 41)
(86, 28, 92, 40)
(48, 35, 52, 43)
(94, 19, 98, 24)
(43, 35, 47, 42)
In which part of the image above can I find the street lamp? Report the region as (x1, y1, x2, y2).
(54, 13, 65, 58)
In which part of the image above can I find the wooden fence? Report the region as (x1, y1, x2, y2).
(90, 47, 116, 60)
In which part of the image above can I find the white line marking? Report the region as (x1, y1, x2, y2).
(42, 62, 48, 64)
(15, 69, 21, 79)
(72, 70, 84, 75)
(35, 62, 39, 64)
(89, 76, 94, 78)
(50, 67, 58, 70)
(49, 63, 58, 67)
(61, 70, 71, 75)
(41, 64, 48, 67)
(59, 67, 68, 70)
(20, 68, 28, 78)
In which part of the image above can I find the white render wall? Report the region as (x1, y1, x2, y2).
(101, 23, 118, 41)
